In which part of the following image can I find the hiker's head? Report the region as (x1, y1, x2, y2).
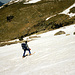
(25, 41, 27, 44)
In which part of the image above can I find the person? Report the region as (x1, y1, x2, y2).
(21, 41, 31, 57)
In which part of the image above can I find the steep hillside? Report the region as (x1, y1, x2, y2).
(0, 0, 75, 42)
(0, 24, 75, 75)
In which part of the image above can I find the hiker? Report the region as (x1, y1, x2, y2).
(21, 41, 31, 57)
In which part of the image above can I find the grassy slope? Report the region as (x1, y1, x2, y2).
(31, 14, 75, 32)
(0, 0, 75, 42)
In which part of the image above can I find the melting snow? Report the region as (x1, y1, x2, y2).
(59, 3, 75, 17)
(24, 0, 41, 4)
(0, 24, 75, 75)
(46, 3, 75, 20)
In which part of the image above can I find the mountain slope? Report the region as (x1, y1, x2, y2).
(0, 0, 75, 42)
(0, 24, 75, 75)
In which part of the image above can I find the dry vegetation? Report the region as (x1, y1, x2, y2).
(0, 0, 75, 42)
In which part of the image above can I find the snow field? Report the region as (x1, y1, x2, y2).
(0, 24, 75, 75)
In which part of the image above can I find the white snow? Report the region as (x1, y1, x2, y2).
(8, 0, 22, 5)
(10, 0, 22, 2)
(59, 3, 75, 17)
(9, 0, 41, 5)
(0, 5, 4, 9)
(46, 3, 75, 21)
(0, 24, 75, 75)
(24, 0, 41, 4)
(46, 14, 56, 21)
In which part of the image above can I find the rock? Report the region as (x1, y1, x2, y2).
(74, 32, 75, 35)
(54, 31, 66, 36)
(66, 34, 70, 36)
(7, 15, 14, 22)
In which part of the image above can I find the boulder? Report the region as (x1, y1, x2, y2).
(54, 31, 66, 36)
(73, 32, 75, 35)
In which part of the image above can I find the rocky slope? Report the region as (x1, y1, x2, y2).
(0, 0, 75, 42)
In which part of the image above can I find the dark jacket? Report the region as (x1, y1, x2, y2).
(21, 43, 29, 50)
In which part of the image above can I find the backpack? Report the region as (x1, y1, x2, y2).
(21, 43, 27, 50)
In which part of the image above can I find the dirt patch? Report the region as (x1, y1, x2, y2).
(54, 31, 66, 36)
(29, 36, 41, 39)
(66, 34, 70, 36)
(0, 35, 41, 47)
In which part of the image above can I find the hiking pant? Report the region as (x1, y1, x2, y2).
(23, 49, 31, 56)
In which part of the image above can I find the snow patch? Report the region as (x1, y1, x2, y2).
(0, 6, 4, 9)
(59, 3, 75, 17)
(46, 14, 56, 21)
(46, 3, 75, 20)
(24, 0, 41, 4)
